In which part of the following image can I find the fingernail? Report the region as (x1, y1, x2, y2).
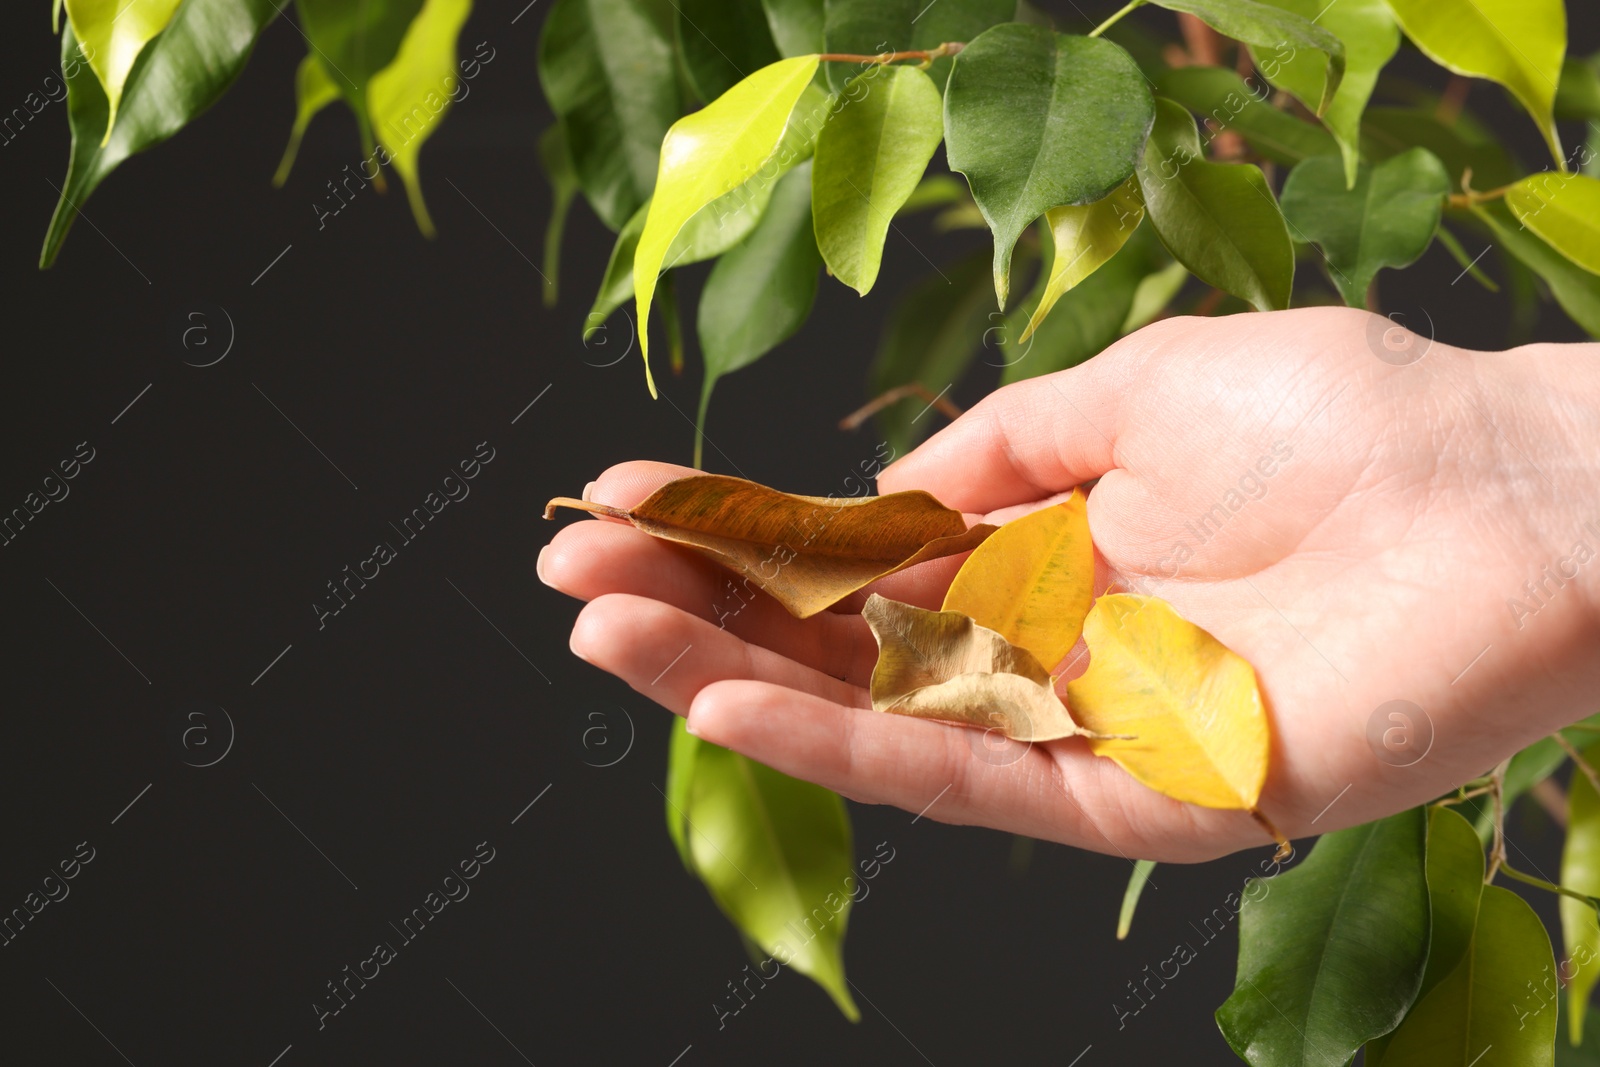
(684, 716, 700, 737)
(535, 545, 550, 586)
(581, 480, 597, 502)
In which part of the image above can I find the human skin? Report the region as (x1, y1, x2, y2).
(538, 307, 1600, 862)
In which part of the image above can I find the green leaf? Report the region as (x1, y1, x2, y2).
(1154, 65, 1337, 166)
(1022, 179, 1144, 341)
(685, 742, 858, 1019)
(1564, 742, 1600, 1046)
(368, 0, 473, 237)
(675, 0, 782, 102)
(1361, 105, 1519, 188)
(1279, 148, 1450, 306)
(812, 65, 943, 295)
(943, 24, 1154, 308)
(697, 163, 823, 462)
(762, 0, 824, 57)
(1366, 804, 1486, 1066)
(1557, 53, 1600, 122)
(869, 250, 996, 455)
(1135, 97, 1294, 311)
(1376, 884, 1557, 1065)
(42, 1, 281, 268)
(539, 125, 580, 307)
(1216, 808, 1429, 1066)
(1507, 173, 1600, 277)
(633, 55, 822, 396)
(821, 0, 1012, 92)
(665, 717, 702, 869)
(539, 0, 682, 230)
(297, 0, 426, 152)
(1434, 226, 1500, 293)
(1473, 201, 1600, 338)
(1383, 0, 1566, 166)
(1122, 259, 1189, 332)
(1560, 996, 1600, 1065)
(1250, 0, 1398, 186)
(1147, 0, 1345, 113)
(273, 54, 342, 187)
(897, 173, 968, 215)
(1117, 860, 1157, 940)
(63, 0, 185, 143)
(54, 0, 63, 33)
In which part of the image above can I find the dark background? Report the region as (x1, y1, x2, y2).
(0, 2, 1594, 1064)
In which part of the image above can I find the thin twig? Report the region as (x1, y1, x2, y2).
(839, 384, 964, 431)
(1497, 861, 1600, 917)
(1485, 757, 1511, 883)
(1435, 75, 1471, 124)
(1530, 777, 1568, 828)
(1554, 731, 1600, 797)
(817, 43, 963, 66)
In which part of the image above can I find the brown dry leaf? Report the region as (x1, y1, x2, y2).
(862, 594, 1096, 742)
(545, 475, 996, 618)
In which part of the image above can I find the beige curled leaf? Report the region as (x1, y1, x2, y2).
(862, 595, 1093, 742)
(545, 475, 995, 618)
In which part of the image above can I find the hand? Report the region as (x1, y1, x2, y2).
(538, 307, 1600, 862)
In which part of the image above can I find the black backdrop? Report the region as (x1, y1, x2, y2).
(0, 3, 1594, 1064)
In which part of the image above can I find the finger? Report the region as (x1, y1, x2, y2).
(686, 678, 1246, 860)
(569, 594, 870, 716)
(584, 460, 700, 510)
(877, 325, 1162, 512)
(541, 521, 880, 685)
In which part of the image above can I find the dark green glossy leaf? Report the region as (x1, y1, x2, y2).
(685, 741, 858, 1019)
(1155, 65, 1336, 166)
(1564, 742, 1600, 1045)
(1473, 202, 1600, 338)
(43, 1, 281, 268)
(1117, 860, 1157, 940)
(1360, 105, 1519, 188)
(296, 0, 426, 150)
(1147, 0, 1345, 113)
(1248, 0, 1397, 185)
(697, 163, 822, 461)
(762, 0, 824, 57)
(539, 0, 681, 230)
(869, 249, 997, 455)
(1279, 148, 1450, 306)
(944, 24, 1153, 308)
(273, 53, 342, 187)
(1135, 97, 1293, 311)
(1216, 808, 1429, 1066)
(539, 125, 580, 306)
(675, 0, 781, 102)
(812, 65, 943, 295)
(821, 0, 1011, 91)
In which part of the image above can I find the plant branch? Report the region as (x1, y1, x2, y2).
(1554, 730, 1600, 796)
(1497, 861, 1600, 918)
(1446, 168, 1510, 209)
(817, 42, 964, 67)
(1530, 777, 1568, 827)
(1485, 757, 1510, 883)
(839, 384, 964, 431)
(1089, 0, 1146, 38)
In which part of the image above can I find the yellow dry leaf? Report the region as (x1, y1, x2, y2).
(1066, 594, 1269, 810)
(940, 490, 1093, 672)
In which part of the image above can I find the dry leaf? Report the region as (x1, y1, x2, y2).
(862, 594, 1095, 742)
(545, 475, 996, 618)
(941, 490, 1094, 671)
(1066, 594, 1269, 811)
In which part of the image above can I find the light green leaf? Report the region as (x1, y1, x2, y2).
(1279, 148, 1450, 306)
(1155, 65, 1337, 166)
(898, 173, 968, 215)
(1147, 0, 1345, 113)
(539, 0, 681, 230)
(1117, 860, 1157, 940)
(273, 54, 342, 187)
(43, 2, 282, 268)
(1473, 201, 1600, 338)
(675, 0, 781, 102)
(812, 65, 943, 295)
(63, 0, 185, 143)
(1216, 808, 1430, 1066)
(1366, 804, 1485, 1066)
(869, 249, 997, 455)
(1377, 884, 1557, 1065)
(297, 0, 426, 154)
(762, 0, 824, 57)
(633, 54, 822, 396)
(1022, 179, 1144, 341)
(821, 0, 1012, 92)
(1507, 172, 1600, 277)
(944, 23, 1154, 309)
(368, 0, 473, 237)
(1122, 259, 1189, 333)
(685, 741, 858, 1019)
(697, 163, 822, 463)
(1383, 0, 1566, 165)
(1361, 105, 1519, 188)
(54, 0, 63, 33)
(539, 125, 580, 307)
(665, 717, 702, 869)
(1564, 742, 1600, 1045)
(1251, 0, 1398, 186)
(1135, 97, 1294, 311)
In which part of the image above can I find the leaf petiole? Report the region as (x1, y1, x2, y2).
(1089, 0, 1146, 38)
